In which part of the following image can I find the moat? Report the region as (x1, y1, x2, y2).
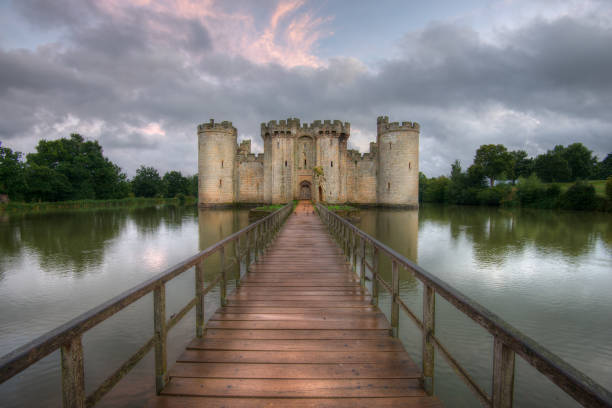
(0, 205, 610, 407)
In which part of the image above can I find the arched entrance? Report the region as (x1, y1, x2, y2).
(318, 186, 323, 202)
(299, 181, 312, 200)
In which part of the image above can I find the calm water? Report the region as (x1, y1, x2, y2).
(0, 204, 610, 407)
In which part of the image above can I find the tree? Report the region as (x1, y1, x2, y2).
(594, 153, 612, 179)
(162, 171, 189, 198)
(534, 150, 571, 182)
(0, 142, 27, 200)
(188, 174, 198, 197)
(132, 166, 162, 197)
(508, 150, 533, 184)
(473, 144, 511, 187)
(561, 143, 596, 180)
(26, 134, 129, 200)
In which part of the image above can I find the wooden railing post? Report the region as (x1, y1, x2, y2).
(493, 338, 515, 408)
(246, 229, 252, 267)
(195, 261, 205, 338)
(422, 284, 435, 395)
(153, 283, 167, 394)
(219, 246, 227, 307)
(61, 335, 85, 408)
(360, 238, 366, 287)
(391, 260, 400, 338)
(234, 237, 241, 287)
(371, 247, 379, 306)
(351, 231, 357, 273)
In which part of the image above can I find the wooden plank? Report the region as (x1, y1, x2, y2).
(186, 338, 405, 351)
(169, 361, 420, 379)
(161, 378, 425, 398)
(205, 319, 390, 330)
(151, 396, 443, 408)
(177, 350, 413, 364)
(203, 329, 391, 340)
(211, 312, 385, 321)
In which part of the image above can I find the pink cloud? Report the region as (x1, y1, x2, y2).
(94, 0, 331, 68)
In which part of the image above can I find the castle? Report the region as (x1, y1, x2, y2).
(197, 116, 419, 207)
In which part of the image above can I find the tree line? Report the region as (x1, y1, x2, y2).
(420, 143, 612, 211)
(0, 135, 198, 202)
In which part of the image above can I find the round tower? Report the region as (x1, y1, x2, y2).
(197, 119, 237, 206)
(376, 116, 419, 207)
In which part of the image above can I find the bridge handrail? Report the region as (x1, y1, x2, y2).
(0, 203, 293, 407)
(316, 203, 612, 408)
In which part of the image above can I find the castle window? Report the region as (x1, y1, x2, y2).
(388, 182, 391, 190)
(277, 142, 279, 148)
(389, 142, 392, 150)
(285, 160, 287, 167)
(330, 161, 333, 167)
(219, 179, 222, 187)
(304, 159, 307, 167)
(409, 162, 411, 169)
(221, 160, 223, 168)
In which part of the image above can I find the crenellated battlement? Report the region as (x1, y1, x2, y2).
(377, 116, 419, 134)
(261, 118, 350, 137)
(198, 119, 237, 134)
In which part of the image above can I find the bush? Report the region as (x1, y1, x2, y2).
(477, 184, 512, 206)
(559, 181, 597, 210)
(606, 176, 612, 200)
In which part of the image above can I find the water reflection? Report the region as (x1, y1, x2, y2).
(358, 204, 612, 408)
(0, 206, 250, 408)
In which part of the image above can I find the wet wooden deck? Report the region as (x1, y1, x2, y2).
(151, 201, 442, 407)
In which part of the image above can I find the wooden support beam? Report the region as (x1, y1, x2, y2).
(422, 284, 435, 396)
(493, 338, 515, 408)
(195, 262, 205, 338)
(154, 284, 167, 394)
(391, 261, 399, 338)
(61, 335, 85, 408)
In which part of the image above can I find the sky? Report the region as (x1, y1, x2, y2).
(1, 0, 611, 177)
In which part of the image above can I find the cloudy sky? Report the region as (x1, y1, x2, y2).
(1, 0, 611, 177)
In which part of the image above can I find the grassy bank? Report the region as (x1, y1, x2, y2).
(552, 179, 607, 196)
(0, 196, 197, 214)
(326, 204, 358, 211)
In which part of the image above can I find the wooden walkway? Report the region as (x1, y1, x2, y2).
(152, 201, 442, 407)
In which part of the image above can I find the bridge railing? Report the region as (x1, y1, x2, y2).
(0, 203, 293, 408)
(316, 203, 612, 408)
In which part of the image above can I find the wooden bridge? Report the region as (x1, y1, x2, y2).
(153, 201, 440, 407)
(1, 200, 611, 408)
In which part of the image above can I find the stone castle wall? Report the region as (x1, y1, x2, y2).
(197, 117, 419, 207)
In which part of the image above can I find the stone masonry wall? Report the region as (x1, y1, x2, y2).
(197, 120, 236, 205)
(376, 116, 419, 207)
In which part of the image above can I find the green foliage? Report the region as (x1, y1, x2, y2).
(326, 204, 358, 211)
(0, 196, 196, 214)
(132, 166, 162, 197)
(188, 174, 198, 197)
(559, 180, 597, 210)
(0, 143, 27, 200)
(473, 144, 512, 186)
(607, 177, 612, 200)
(594, 154, 612, 179)
(508, 150, 533, 184)
(515, 174, 561, 208)
(25, 134, 129, 200)
(313, 166, 323, 176)
(162, 171, 190, 198)
(534, 143, 596, 182)
(422, 176, 449, 203)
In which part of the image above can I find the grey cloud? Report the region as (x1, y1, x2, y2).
(1, 4, 611, 178)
